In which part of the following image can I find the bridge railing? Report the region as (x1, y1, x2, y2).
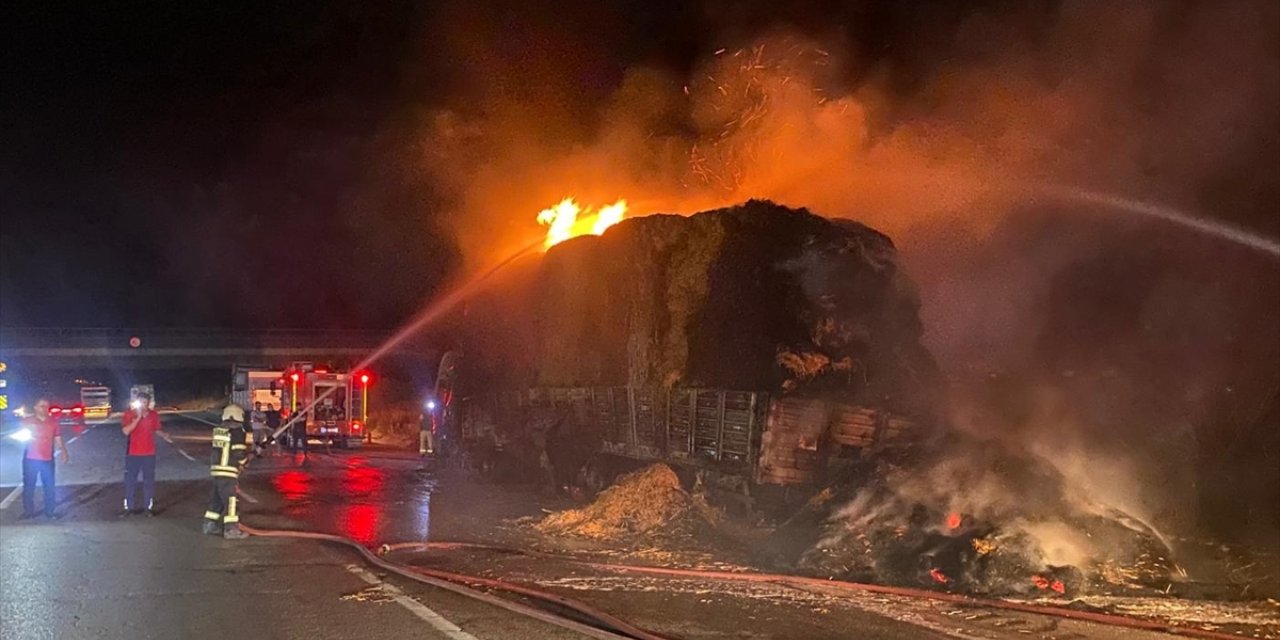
(0, 327, 396, 349)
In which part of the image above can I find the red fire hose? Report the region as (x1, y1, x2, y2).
(238, 524, 669, 640)
(379, 540, 1248, 640)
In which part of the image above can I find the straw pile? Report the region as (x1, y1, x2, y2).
(536, 464, 721, 540)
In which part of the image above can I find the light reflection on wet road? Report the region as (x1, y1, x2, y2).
(261, 450, 433, 545)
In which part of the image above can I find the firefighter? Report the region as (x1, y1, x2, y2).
(203, 404, 252, 539)
(418, 400, 436, 456)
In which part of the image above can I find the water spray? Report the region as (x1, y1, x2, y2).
(1034, 184, 1280, 259)
(266, 239, 545, 445)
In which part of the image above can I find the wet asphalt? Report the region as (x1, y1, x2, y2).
(0, 413, 1185, 640)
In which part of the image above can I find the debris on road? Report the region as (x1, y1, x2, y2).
(536, 464, 722, 541)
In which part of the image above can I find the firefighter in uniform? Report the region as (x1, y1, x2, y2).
(204, 404, 252, 539)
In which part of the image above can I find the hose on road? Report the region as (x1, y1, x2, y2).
(239, 524, 670, 640)
(379, 540, 1244, 640)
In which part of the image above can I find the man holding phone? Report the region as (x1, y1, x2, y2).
(121, 392, 168, 516)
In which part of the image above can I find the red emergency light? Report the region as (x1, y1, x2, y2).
(71, 406, 83, 415)
(50, 406, 62, 414)
(289, 373, 300, 382)
(358, 373, 370, 385)
(351, 421, 362, 432)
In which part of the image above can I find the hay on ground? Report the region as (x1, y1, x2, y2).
(536, 464, 720, 540)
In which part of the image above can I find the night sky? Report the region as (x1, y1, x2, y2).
(3, 1, 1277, 332)
(0, 1, 1031, 330)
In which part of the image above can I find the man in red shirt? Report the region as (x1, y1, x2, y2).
(121, 392, 168, 516)
(21, 397, 70, 519)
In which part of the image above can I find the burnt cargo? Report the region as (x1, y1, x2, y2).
(498, 199, 942, 416)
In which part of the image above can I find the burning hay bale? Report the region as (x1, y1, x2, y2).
(471, 200, 939, 413)
(798, 442, 1176, 597)
(536, 464, 722, 540)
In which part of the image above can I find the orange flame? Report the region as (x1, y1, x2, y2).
(536, 197, 628, 249)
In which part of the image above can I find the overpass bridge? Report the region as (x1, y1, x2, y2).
(0, 327, 430, 370)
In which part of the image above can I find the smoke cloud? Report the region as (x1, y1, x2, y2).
(408, 1, 1279, 541)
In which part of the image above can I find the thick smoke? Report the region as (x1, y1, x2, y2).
(412, 1, 1279, 543)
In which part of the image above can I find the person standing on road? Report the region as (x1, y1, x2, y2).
(204, 404, 252, 539)
(19, 397, 70, 520)
(263, 403, 282, 456)
(290, 408, 308, 457)
(249, 401, 268, 451)
(121, 392, 167, 516)
(418, 407, 436, 456)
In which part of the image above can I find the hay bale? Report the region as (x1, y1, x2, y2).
(525, 200, 939, 413)
(536, 463, 720, 539)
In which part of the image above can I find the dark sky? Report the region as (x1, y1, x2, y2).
(2, 2, 452, 329)
(2, 1, 1276, 331)
(0, 0, 1005, 329)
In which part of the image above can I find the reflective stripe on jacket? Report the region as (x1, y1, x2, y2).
(210, 421, 248, 478)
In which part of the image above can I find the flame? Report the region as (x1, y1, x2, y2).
(536, 197, 628, 249)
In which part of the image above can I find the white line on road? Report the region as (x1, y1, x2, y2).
(236, 487, 259, 504)
(176, 448, 197, 462)
(345, 564, 481, 640)
(0, 486, 21, 510)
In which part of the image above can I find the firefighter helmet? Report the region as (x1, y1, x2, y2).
(221, 404, 246, 423)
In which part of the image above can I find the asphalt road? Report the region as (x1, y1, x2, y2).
(0, 414, 584, 640)
(0, 413, 1190, 640)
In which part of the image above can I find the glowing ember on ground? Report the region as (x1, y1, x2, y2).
(536, 197, 628, 249)
(1032, 574, 1067, 594)
(945, 512, 962, 530)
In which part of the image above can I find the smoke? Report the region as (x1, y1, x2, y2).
(408, 1, 1279, 540)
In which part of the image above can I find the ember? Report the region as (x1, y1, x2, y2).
(946, 512, 962, 531)
(1032, 574, 1067, 594)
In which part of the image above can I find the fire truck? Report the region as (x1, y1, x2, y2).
(231, 362, 369, 448)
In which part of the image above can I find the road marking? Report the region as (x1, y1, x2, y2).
(177, 412, 221, 427)
(0, 486, 20, 510)
(66, 420, 101, 445)
(345, 564, 481, 640)
(176, 448, 197, 462)
(236, 487, 259, 504)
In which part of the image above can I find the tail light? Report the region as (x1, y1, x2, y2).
(351, 421, 362, 432)
(50, 406, 63, 414)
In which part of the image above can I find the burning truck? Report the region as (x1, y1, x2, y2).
(438, 200, 938, 492)
(438, 199, 1177, 596)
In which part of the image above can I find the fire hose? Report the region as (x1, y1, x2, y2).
(237, 524, 670, 640)
(376, 540, 1246, 640)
